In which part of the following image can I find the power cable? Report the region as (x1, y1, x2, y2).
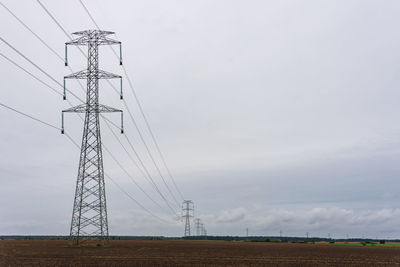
(102, 117, 177, 213)
(0, 36, 84, 103)
(104, 173, 170, 224)
(0, 52, 62, 97)
(0, 51, 84, 122)
(0, 4, 178, 221)
(42, 0, 182, 206)
(0, 52, 79, 118)
(102, 143, 177, 216)
(0, 36, 61, 87)
(36, 0, 87, 59)
(0, 100, 168, 223)
(36, 0, 121, 109)
(121, 98, 180, 207)
(0, 33, 173, 214)
(0, 1, 62, 62)
(80, 0, 185, 200)
(0, 1, 86, 94)
(0, 101, 59, 131)
(34, 0, 182, 213)
(0, 44, 172, 215)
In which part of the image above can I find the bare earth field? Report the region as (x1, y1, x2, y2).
(1, 240, 400, 266)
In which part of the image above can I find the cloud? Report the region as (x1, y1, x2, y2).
(216, 208, 247, 223)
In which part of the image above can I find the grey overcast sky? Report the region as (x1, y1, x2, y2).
(1, 0, 400, 239)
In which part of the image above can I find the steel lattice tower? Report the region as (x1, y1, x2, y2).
(62, 30, 123, 245)
(201, 223, 207, 236)
(195, 218, 201, 236)
(182, 200, 194, 237)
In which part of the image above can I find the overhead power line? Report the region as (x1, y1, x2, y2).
(102, 117, 178, 213)
(0, 36, 61, 87)
(36, 0, 122, 98)
(0, 1, 87, 94)
(0, 36, 84, 103)
(40, 0, 182, 207)
(34, 0, 182, 215)
(36, 0, 87, 60)
(0, 29, 173, 217)
(0, 101, 167, 223)
(104, 173, 170, 224)
(103, 142, 177, 216)
(79, 0, 185, 201)
(0, 101, 59, 131)
(0, 51, 84, 123)
(0, 1, 62, 62)
(0, 101, 79, 148)
(79, 0, 101, 29)
(0, 52, 61, 97)
(0, 41, 170, 220)
(0, 52, 80, 119)
(0, 5, 176, 223)
(121, 98, 180, 207)
(36, 0, 70, 38)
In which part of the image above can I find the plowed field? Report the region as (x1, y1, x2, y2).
(1, 240, 400, 266)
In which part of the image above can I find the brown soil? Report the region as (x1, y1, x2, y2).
(1, 240, 400, 266)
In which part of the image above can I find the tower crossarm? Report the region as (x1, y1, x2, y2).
(65, 69, 122, 80)
(63, 104, 122, 113)
(63, 69, 123, 100)
(64, 29, 123, 67)
(66, 30, 121, 46)
(73, 30, 115, 36)
(66, 37, 120, 46)
(62, 104, 124, 134)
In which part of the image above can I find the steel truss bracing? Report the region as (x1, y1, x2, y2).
(182, 200, 194, 237)
(62, 29, 123, 245)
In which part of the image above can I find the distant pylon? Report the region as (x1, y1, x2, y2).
(200, 222, 206, 236)
(195, 218, 201, 236)
(62, 29, 123, 245)
(182, 200, 194, 237)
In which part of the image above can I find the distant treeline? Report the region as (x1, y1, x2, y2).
(0, 236, 167, 241)
(1, 235, 399, 243)
(183, 236, 400, 243)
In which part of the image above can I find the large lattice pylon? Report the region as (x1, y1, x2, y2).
(62, 29, 123, 245)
